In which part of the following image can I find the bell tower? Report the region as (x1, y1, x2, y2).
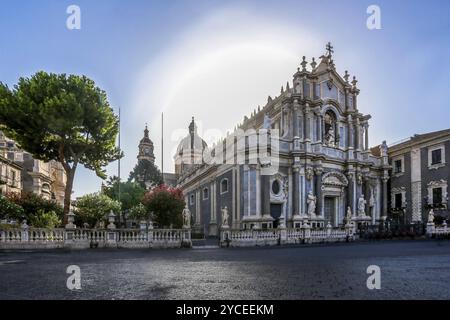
(138, 124, 155, 164)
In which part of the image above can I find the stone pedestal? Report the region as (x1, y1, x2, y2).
(182, 226, 192, 248)
(302, 222, 311, 243)
(426, 222, 435, 237)
(326, 222, 332, 237)
(220, 225, 231, 247)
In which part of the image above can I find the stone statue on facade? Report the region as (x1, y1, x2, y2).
(357, 173, 363, 185)
(307, 191, 317, 217)
(221, 206, 229, 228)
(357, 195, 366, 216)
(380, 140, 388, 157)
(305, 167, 314, 181)
(428, 209, 435, 224)
(182, 205, 191, 228)
(326, 126, 335, 147)
(263, 113, 272, 130)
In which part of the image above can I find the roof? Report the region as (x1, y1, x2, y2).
(389, 128, 450, 151)
(371, 128, 450, 154)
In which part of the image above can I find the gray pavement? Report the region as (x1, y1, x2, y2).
(0, 240, 449, 300)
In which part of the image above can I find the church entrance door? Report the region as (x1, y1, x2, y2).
(270, 203, 282, 228)
(324, 196, 336, 226)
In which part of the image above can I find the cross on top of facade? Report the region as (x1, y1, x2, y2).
(326, 42, 334, 57)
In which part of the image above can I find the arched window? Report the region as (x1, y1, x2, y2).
(203, 188, 209, 200)
(189, 194, 195, 205)
(220, 179, 229, 194)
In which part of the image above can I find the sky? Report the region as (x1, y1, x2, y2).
(1, 0, 450, 197)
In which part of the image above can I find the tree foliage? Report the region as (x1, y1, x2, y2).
(142, 185, 184, 228)
(75, 193, 121, 228)
(127, 203, 150, 222)
(129, 159, 163, 189)
(28, 210, 61, 229)
(0, 72, 122, 220)
(104, 176, 145, 212)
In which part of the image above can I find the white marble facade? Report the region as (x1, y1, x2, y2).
(177, 45, 388, 233)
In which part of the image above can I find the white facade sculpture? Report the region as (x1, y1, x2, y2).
(358, 195, 366, 216)
(182, 205, 191, 228)
(307, 191, 317, 217)
(221, 206, 229, 227)
(428, 209, 435, 224)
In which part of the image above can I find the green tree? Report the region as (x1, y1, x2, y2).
(127, 203, 151, 223)
(129, 159, 163, 189)
(75, 193, 121, 228)
(0, 72, 122, 221)
(142, 185, 184, 228)
(104, 176, 145, 224)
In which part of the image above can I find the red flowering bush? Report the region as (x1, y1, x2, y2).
(142, 185, 184, 228)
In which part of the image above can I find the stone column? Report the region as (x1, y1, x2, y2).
(347, 171, 355, 214)
(318, 113, 323, 142)
(293, 100, 299, 137)
(364, 178, 371, 217)
(381, 176, 389, 220)
(364, 123, 369, 151)
(355, 117, 361, 151)
(304, 105, 311, 142)
(293, 166, 300, 216)
(260, 170, 271, 217)
(315, 167, 323, 217)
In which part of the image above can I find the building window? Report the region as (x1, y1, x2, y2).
(394, 193, 403, 209)
(431, 149, 442, 165)
(220, 179, 229, 194)
(393, 159, 403, 174)
(427, 180, 448, 208)
(189, 194, 194, 205)
(432, 187, 443, 204)
(428, 145, 445, 169)
(203, 188, 209, 200)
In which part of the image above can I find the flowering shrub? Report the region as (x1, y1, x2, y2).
(142, 185, 184, 228)
(6, 192, 63, 222)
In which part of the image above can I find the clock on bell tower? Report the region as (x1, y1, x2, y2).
(137, 124, 155, 164)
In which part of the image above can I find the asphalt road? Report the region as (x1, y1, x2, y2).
(0, 240, 449, 300)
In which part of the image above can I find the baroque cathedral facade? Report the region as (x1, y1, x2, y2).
(175, 45, 391, 236)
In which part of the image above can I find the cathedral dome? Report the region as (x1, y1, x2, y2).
(174, 117, 208, 175)
(176, 117, 208, 156)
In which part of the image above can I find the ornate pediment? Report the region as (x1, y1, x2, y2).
(427, 180, 447, 188)
(321, 171, 348, 187)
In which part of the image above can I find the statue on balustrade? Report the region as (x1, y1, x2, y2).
(428, 209, 435, 224)
(221, 206, 229, 227)
(182, 205, 191, 228)
(307, 191, 317, 218)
